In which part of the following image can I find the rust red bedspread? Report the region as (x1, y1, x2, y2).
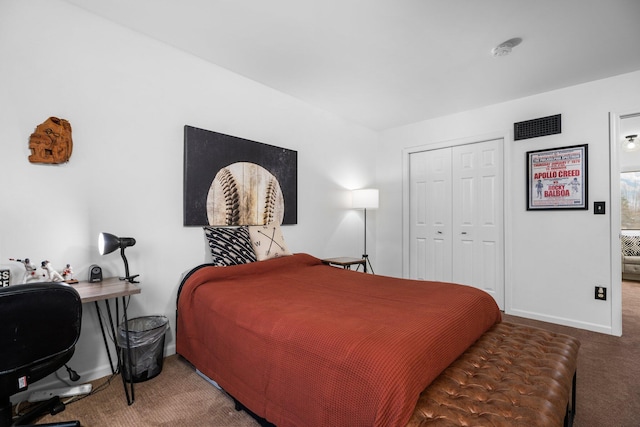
(176, 253, 501, 427)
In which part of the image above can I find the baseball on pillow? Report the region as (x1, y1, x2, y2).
(248, 224, 292, 261)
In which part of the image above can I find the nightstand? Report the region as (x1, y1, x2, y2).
(321, 257, 367, 273)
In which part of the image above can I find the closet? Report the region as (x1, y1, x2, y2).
(408, 138, 504, 308)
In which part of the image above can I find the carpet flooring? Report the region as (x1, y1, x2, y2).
(502, 280, 640, 426)
(30, 281, 640, 426)
(34, 355, 259, 427)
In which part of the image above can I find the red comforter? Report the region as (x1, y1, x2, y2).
(177, 254, 501, 427)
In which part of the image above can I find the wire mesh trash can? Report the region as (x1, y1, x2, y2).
(117, 315, 169, 383)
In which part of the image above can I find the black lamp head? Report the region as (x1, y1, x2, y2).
(98, 232, 136, 255)
(98, 232, 138, 283)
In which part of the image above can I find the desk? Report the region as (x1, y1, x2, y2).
(71, 277, 141, 405)
(321, 257, 367, 273)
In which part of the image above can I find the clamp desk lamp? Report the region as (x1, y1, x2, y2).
(98, 232, 139, 283)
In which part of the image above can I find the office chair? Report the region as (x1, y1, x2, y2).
(0, 283, 82, 427)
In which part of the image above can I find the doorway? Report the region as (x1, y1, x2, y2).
(610, 110, 640, 336)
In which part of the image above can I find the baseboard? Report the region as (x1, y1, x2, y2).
(507, 308, 614, 335)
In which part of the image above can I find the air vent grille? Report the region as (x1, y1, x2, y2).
(514, 114, 561, 140)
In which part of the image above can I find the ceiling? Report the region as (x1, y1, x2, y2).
(63, 0, 640, 131)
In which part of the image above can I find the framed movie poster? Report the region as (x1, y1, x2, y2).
(527, 144, 588, 210)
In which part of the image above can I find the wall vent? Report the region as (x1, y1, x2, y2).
(514, 114, 561, 140)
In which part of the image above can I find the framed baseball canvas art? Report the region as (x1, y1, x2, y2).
(183, 126, 298, 226)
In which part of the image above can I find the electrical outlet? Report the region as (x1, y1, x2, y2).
(595, 286, 607, 300)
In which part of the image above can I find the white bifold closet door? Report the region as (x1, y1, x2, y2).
(409, 139, 504, 309)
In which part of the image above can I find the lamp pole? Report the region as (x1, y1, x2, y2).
(362, 208, 374, 274)
(352, 188, 378, 274)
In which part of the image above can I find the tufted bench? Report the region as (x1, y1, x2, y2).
(406, 322, 580, 427)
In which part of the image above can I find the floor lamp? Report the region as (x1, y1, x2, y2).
(352, 189, 379, 274)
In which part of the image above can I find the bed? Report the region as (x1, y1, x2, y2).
(176, 252, 502, 427)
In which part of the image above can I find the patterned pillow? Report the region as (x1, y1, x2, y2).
(204, 226, 257, 266)
(621, 235, 640, 256)
(248, 224, 292, 261)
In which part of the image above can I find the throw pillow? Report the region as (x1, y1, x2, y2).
(622, 235, 640, 256)
(248, 224, 292, 261)
(204, 226, 257, 267)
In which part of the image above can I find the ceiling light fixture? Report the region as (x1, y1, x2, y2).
(623, 134, 639, 152)
(491, 37, 522, 57)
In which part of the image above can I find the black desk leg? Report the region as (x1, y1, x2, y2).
(94, 298, 135, 405)
(94, 301, 116, 374)
(120, 295, 135, 405)
(105, 299, 122, 370)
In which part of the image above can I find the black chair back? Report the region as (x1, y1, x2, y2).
(0, 283, 82, 426)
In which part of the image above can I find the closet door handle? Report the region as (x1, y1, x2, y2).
(437, 231, 443, 234)
(461, 232, 467, 235)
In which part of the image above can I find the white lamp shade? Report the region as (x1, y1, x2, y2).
(352, 189, 379, 209)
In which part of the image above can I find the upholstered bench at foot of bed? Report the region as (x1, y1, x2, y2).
(406, 321, 580, 427)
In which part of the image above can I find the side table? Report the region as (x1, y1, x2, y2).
(321, 257, 367, 273)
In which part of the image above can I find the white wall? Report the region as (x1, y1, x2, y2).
(377, 70, 640, 334)
(0, 0, 378, 386)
